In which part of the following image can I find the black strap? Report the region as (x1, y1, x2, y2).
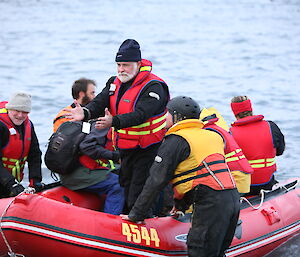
(173, 159, 225, 179)
(173, 168, 229, 187)
(53, 115, 68, 124)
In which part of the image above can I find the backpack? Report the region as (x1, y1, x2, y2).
(44, 121, 87, 174)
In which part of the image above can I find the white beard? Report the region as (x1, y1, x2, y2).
(117, 72, 136, 83)
(117, 63, 139, 83)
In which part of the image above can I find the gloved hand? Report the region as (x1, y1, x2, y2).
(9, 183, 25, 197)
(29, 179, 44, 192)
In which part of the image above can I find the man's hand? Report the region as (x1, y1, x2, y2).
(63, 100, 84, 121)
(120, 214, 145, 224)
(95, 108, 113, 129)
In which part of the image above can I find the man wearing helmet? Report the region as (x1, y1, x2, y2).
(122, 96, 240, 257)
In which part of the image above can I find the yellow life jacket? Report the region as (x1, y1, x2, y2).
(167, 119, 236, 199)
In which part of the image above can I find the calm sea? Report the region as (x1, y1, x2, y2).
(0, 0, 299, 255)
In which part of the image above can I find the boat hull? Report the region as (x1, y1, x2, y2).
(0, 180, 299, 257)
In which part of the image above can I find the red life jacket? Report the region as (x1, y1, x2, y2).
(0, 101, 31, 182)
(79, 155, 114, 170)
(110, 59, 169, 149)
(230, 115, 276, 185)
(204, 118, 253, 175)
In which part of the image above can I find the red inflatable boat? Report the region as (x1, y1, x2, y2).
(0, 179, 299, 257)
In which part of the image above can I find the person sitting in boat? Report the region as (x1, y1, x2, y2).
(53, 78, 96, 132)
(0, 92, 43, 198)
(200, 108, 254, 195)
(230, 96, 285, 195)
(59, 121, 125, 215)
(122, 96, 240, 257)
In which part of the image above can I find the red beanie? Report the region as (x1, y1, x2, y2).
(231, 99, 252, 116)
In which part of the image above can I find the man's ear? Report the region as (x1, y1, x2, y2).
(137, 61, 142, 69)
(78, 91, 85, 100)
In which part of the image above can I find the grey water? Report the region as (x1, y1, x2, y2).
(0, 0, 299, 255)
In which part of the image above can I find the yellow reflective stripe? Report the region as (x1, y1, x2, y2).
(140, 66, 151, 72)
(117, 129, 126, 134)
(128, 130, 150, 135)
(0, 108, 7, 113)
(266, 158, 275, 162)
(132, 122, 150, 129)
(108, 160, 115, 170)
(11, 166, 17, 178)
(225, 148, 242, 158)
(225, 151, 235, 158)
(152, 121, 166, 133)
(131, 114, 167, 128)
(96, 160, 108, 167)
(15, 160, 21, 182)
(2, 157, 27, 163)
(226, 157, 239, 162)
(249, 158, 275, 164)
(118, 115, 166, 135)
(249, 158, 276, 168)
(248, 159, 264, 164)
(266, 162, 275, 167)
(251, 164, 265, 168)
(152, 113, 167, 124)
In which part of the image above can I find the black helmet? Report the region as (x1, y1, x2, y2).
(167, 96, 201, 122)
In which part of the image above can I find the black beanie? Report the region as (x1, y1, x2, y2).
(115, 39, 142, 62)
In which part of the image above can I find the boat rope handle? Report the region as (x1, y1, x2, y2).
(239, 179, 299, 210)
(0, 187, 35, 257)
(282, 179, 299, 192)
(240, 189, 266, 210)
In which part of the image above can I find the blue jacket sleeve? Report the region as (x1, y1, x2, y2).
(79, 124, 118, 161)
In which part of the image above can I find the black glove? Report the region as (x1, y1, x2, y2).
(9, 184, 25, 197)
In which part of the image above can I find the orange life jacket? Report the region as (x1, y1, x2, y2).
(230, 115, 276, 185)
(53, 105, 73, 132)
(109, 59, 169, 149)
(0, 101, 31, 182)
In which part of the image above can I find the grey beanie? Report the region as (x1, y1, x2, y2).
(6, 92, 32, 113)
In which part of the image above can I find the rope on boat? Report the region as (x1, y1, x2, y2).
(240, 179, 299, 210)
(0, 187, 35, 257)
(240, 189, 267, 210)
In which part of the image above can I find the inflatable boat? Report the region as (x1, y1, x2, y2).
(0, 179, 299, 257)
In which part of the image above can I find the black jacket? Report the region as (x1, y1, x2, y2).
(0, 120, 42, 189)
(79, 123, 119, 162)
(128, 135, 190, 221)
(268, 120, 285, 156)
(84, 76, 169, 130)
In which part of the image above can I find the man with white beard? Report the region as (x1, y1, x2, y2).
(64, 39, 170, 214)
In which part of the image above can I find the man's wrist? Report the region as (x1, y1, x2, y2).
(112, 116, 120, 129)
